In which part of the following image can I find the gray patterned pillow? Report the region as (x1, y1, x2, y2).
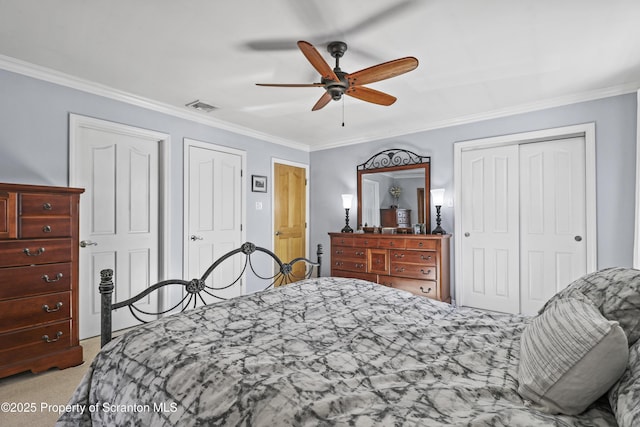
(519, 298, 629, 415)
(539, 267, 640, 345)
(609, 339, 640, 427)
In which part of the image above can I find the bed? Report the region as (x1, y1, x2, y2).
(57, 244, 640, 426)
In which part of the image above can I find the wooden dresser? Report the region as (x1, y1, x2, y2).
(0, 183, 84, 378)
(380, 208, 411, 228)
(329, 232, 451, 302)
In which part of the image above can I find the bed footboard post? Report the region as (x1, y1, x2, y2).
(316, 244, 323, 277)
(99, 269, 114, 347)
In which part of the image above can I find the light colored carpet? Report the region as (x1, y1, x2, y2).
(0, 336, 101, 426)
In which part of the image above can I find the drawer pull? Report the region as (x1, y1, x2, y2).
(421, 255, 433, 261)
(418, 242, 423, 247)
(394, 253, 405, 258)
(42, 331, 63, 343)
(24, 247, 46, 256)
(355, 251, 364, 256)
(42, 273, 64, 283)
(420, 286, 433, 294)
(335, 249, 344, 255)
(334, 261, 344, 267)
(42, 302, 63, 313)
(395, 267, 405, 272)
(42, 225, 52, 233)
(421, 269, 433, 275)
(43, 202, 52, 211)
(356, 263, 365, 269)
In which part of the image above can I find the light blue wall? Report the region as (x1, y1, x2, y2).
(310, 94, 638, 291)
(0, 69, 309, 289)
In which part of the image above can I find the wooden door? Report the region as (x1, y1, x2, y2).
(186, 142, 244, 303)
(273, 162, 307, 281)
(70, 115, 166, 338)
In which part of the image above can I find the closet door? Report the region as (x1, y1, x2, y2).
(460, 137, 588, 315)
(460, 145, 520, 314)
(519, 137, 586, 314)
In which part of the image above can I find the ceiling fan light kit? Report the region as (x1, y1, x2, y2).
(256, 40, 418, 111)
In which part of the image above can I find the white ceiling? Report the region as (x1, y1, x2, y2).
(1, 0, 640, 151)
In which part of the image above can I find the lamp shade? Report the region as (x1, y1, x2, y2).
(431, 188, 445, 206)
(341, 194, 353, 209)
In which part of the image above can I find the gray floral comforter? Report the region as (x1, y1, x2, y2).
(57, 277, 616, 426)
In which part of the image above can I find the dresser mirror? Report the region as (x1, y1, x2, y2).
(356, 149, 431, 233)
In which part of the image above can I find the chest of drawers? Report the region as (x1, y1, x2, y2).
(0, 183, 84, 378)
(329, 232, 451, 302)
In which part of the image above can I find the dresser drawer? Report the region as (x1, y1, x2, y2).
(405, 239, 438, 250)
(391, 262, 437, 280)
(368, 249, 389, 274)
(380, 276, 438, 299)
(0, 263, 72, 300)
(20, 193, 72, 216)
(377, 238, 405, 249)
(0, 238, 73, 267)
(0, 291, 71, 333)
(391, 250, 437, 266)
(332, 246, 367, 261)
(20, 217, 72, 238)
(331, 269, 377, 283)
(332, 259, 368, 273)
(331, 235, 355, 247)
(0, 320, 72, 365)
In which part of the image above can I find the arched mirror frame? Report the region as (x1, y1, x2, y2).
(357, 149, 431, 232)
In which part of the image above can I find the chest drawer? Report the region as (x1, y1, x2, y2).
(377, 238, 404, 249)
(0, 238, 73, 267)
(405, 239, 438, 250)
(391, 262, 437, 280)
(0, 320, 72, 365)
(0, 263, 72, 300)
(20, 217, 72, 238)
(391, 250, 437, 265)
(368, 249, 389, 274)
(332, 259, 368, 273)
(380, 276, 438, 299)
(20, 193, 72, 216)
(331, 235, 355, 247)
(0, 291, 71, 333)
(332, 246, 367, 261)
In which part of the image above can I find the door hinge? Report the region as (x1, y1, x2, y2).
(240, 169, 243, 177)
(241, 224, 243, 231)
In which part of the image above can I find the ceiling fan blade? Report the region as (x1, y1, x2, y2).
(345, 86, 397, 106)
(256, 83, 325, 87)
(297, 40, 340, 82)
(347, 57, 419, 86)
(312, 91, 333, 111)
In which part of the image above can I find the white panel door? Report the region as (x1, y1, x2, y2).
(519, 137, 587, 314)
(71, 118, 163, 339)
(460, 145, 520, 314)
(186, 144, 244, 304)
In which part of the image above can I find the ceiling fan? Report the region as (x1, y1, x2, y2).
(256, 40, 419, 111)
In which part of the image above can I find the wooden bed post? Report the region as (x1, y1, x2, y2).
(99, 269, 114, 347)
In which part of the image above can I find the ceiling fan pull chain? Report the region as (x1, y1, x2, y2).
(342, 97, 345, 127)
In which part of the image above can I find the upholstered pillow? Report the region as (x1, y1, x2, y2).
(609, 339, 640, 427)
(519, 298, 629, 415)
(539, 267, 640, 345)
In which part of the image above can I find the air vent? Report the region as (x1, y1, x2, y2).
(185, 100, 218, 112)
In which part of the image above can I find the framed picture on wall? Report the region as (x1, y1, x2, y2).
(252, 175, 267, 193)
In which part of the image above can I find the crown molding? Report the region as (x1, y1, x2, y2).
(310, 82, 640, 151)
(0, 54, 309, 152)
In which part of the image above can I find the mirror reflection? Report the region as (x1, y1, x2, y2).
(357, 149, 431, 233)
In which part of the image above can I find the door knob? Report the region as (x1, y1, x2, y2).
(80, 240, 98, 248)
(574, 236, 583, 242)
(190, 235, 203, 241)
(275, 231, 282, 236)
(464, 232, 470, 237)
